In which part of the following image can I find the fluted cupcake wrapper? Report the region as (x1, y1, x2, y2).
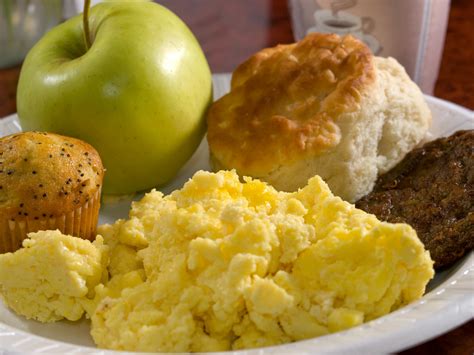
(0, 189, 101, 254)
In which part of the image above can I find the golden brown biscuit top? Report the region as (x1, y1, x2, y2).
(207, 33, 376, 175)
(0, 131, 104, 221)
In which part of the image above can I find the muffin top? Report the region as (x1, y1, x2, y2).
(0, 132, 104, 221)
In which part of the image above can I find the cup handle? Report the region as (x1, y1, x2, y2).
(361, 17, 375, 34)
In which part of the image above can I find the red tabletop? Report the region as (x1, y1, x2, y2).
(0, 0, 472, 353)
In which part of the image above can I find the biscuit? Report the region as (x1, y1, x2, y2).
(207, 33, 431, 202)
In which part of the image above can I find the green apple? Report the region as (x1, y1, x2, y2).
(17, 1, 212, 195)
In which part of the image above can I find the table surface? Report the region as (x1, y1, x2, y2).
(0, 0, 472, 354)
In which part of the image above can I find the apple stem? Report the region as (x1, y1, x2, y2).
(83, 0, 92, 50)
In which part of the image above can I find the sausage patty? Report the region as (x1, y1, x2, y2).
(356, 130, 473, 269)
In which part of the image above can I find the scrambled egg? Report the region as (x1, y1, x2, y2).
(90, 170, 433, 351)
(0, 230, 108, 322)
(0, 171, 434, 351)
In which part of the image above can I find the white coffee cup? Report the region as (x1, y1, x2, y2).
(306, 9, 379, 53)
(290, 0, 450, 94)
(315, 10, 361, 34)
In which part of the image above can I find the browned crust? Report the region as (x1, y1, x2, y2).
(207, 33, 376, 175)
(0, 131, 104, 221)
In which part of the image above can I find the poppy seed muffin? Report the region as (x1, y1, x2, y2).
(0, 131, 104, 253)
(207, 33, 431, 202)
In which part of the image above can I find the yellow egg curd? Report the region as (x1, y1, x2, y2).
(0, 170, 434, 351)
(0, 230, 108, 322)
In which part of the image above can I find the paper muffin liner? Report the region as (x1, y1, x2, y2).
(0, 189, 101, 254)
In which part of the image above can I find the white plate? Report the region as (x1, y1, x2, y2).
(0, 74, 473, 354)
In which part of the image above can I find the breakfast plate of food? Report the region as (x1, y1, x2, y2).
(0, 73, 472, 354)
(0, 1, 472, 354)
